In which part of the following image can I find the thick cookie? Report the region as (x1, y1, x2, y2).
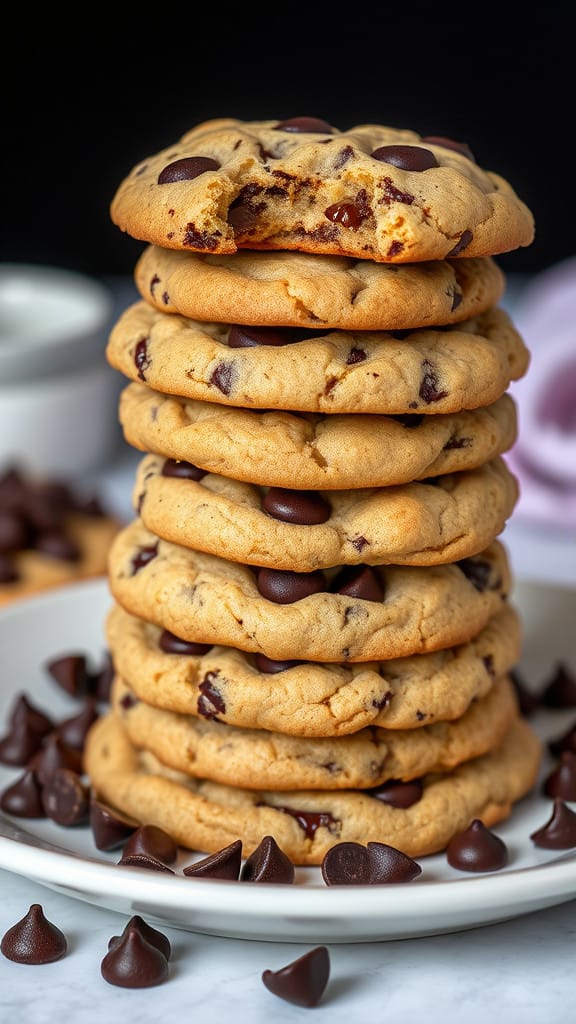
(111, 674, 518, 790)
(109, 300, 528, 415)
(110, 117, 534, 263)
(134, 247, 506, 331)
(133, 453, 518, 570)
(84, 711, 542, 862)
(106, 602, 521, 736)
(119, 383, 518, 490)
(108, 520, 512, 662)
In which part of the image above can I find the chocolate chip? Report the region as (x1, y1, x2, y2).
(161, 458, 207, 481)
(41, 768, 90, 826)
(134, 337, 151, 381)
(197, 674, 226, 718)
(254, 654, 303, 673)
(366, 842, 422, 883)
(262, 487, 331, 525)
(324, 190, 372, 230)
(53, 697, 99, 750)
(0, 768, 45, 817)
(419, 359, 448, 403)
(262, 946, 330, 1008)
(159, 629, 213, 655)
(44, 652, 91, 698)
(108, 915, 171, 962)
(321, 841, 421, 885)
(117, 853, 176, 873)
(446, 819, 509, 872)
(367, 777, 423, 808)
(121, 825, 178, 866)
(210, 362, 235, 395)
(372, 144, 439, 170)
(543, 751, 576, 801)
(101, 923, 169, 988)
(0, 719, 45, 766)
(540, 662, 576, 708)
(447, 230, 474, 256)
(530, 799, 576, 849)
(28, 734, 83, 785)
(1, 904, 67, 964)
(240, 835, 295, 884)
(392, 413, 424, 428)
(510, 668, 540, 717)
(183, 839, 243, 880)
(256, 567, 326, 604)
(274, 117, 334, 133)
(421, 135, 476, 161)
(157, 156, 220, 184)
(9, 693, 54, 738)
(274, 805, 338, 839)
(549, 721, 576, 758)
(90, 798, 139, 851)
(330, 564, 384, 602)
(457, 557, 493, 592)
(346, 346, 367, 364)
(228, 325, 313, 348)
(130, 542, 159, 575)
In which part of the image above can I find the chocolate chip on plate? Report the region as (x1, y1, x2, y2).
(183, 839, 243, 880)
(117, 853, 176, 873)
(41, 768, 90, 826)
(262, 946, 330, 1008)
(0, 768, 46, 818)
(530, 798, 576, 849)
(446, 819, 509, 872)
(321, 840, 421, 885)
(44, 653, 92, 698)
(240, 835, 295, 884)
(90, 798, 139, 851)
(121, 825, 179, 866)
(1, 904, 67, 964)
(543, 751, 576, 801)
(101, 920, 170, 988)
(540, 662, 576, 708)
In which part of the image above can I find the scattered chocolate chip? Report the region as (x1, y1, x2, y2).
(158, 156, 220, 184)
(321, 840, 421, 885)
(330, 564, 384, 602)
(121, 825, 178, 866)
(183, 840, 243, 880)
(372, 144, 438, 170)
(108, 915, 171, 962)
(256, 567, 326, 604)
(548, 721, 576, 758)
(101, 922, 169, 987)
(159, 629, 213, 655)
(446, 819, 508, 872)
(540, 662, 576, 708)
(240, 835, 295, 884)
(0, 768, 46, 817)
(41, 768, 90, 826)
(275, 117, 334, 133)
(262, 945, 330, 1008)
(161, 458, 207, 481)
(0, 718, 45, 766)
(262, 487, 331, 525)
(117, 853, 176, 873)
(9, 693, 54, 738)
(543, 751, 576, 801)
(90, 798, 139, 851)
(44, 653, 91, 698)
(254, 654, 303, 673)
(28, 734, 83, 785)
(530, 799, 576, 849)
(53, 697, 99, 750)
(1, 905, 67, 964)
(366, 777, 423, 808)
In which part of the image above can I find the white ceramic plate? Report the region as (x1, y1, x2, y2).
(0, 577, 575, 944)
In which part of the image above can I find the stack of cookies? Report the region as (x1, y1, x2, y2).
(85, 116, 542, 865)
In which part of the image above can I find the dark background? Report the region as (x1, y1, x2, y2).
(2, 19, 575, 286)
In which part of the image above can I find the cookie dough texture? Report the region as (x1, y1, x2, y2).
(110, 118, 534, 263)
(119, 383, 518, 490)
(106, 602, 521, 735)
(133, 246, 506, 331)
(111, 673, 518, 790)
(134, 453, 518, 570)
(84, 711, 542, 862)
(108, 520, 512, 662)
(109, 299, 528, 415)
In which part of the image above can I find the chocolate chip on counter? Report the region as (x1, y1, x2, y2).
(161, 458, 207, 481)
(44, 652, 92, 698)
(371, 144, 439, 170)
(41, 769, 90, 826)
(256, 567, 326, 604)
(262, 487, 331, 525)
(275, 117, 334, 133)
(262, 945, 330, 1008)
(240, 835, 295, 884)
(90, 798, 140, 851)
(28, 734, 83, 785)
(159, 629, 213, 655)
(543, 751, 576, 801)
(121, 825, 179, 866)
(421, 135, 476, 161)
(157, 156, 220, 184)
(321, 840, 421, 885)
(53, 697, 99, 750)
(540, 662, 576, 708)
(108, 915, 172, 962)
(117, 853, 176, 873)
(446, 819, 509, 872)
(0, 768, 46, 817)
(101, 922, 170, 988)
(1, 904, 67, 964)
(366, 778, 423, 809)
(530, 799, 576, 849)
(549, 721, 576, 757)
(254, 654, 303, 674)
(183, 839, 243, 880)
(330, 564, 384, 602)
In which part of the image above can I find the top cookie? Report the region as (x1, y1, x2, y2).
(110, 116, 535, 263)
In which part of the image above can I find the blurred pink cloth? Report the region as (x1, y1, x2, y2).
(506, 257, 576, 532)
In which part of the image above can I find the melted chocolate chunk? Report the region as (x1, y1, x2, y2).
(262, 487, 331, 525)
(108, 915, 171, 962)
(101, 924, 169, 987)
(134, 337, 151, 381)
(275, 117, 334, 133)
(1, 904, 67, 964)
(330, 564, 384, 602)
(197, 672, 226, 719)
(183, 839, 243, 880)
(0, 768, 45, 817)
(228, 325, 317, 348)
(41, 768, 90, 826)
(367, 777, 423, 808)
(159, 629, 213, 655)
(543, 751, 576, 801)
(372, 144, 438, 171)
(324, 190, 372, 230)
(446, 819, 508, 872)
(90, 798, 139, 851)
(447, 230, 474, 256)
(257, 567, 326, 604)
(457, 557, 493, 592)
(254, 653, 303, 673)
(540, 662, 576, 708)
(275, 805, 338, 839)
(240, 835, 294, 884)
(121, 825, 178, 866)
(158, 156, 220, 184)
(130, 542, 159, 575)
(419, 359, 448, 403)
(161, 458, 207, 481)
(210, 361, 234, 395)
(262, 946, 330, 1008)
(530, 799, 576, 849)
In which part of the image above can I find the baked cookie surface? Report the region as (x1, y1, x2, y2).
(110, 117, 534, 263)
(108, 520, 512, 662)
(84, 711, 542, 862)
(134, 247, 506, 331)
(106, 602, 521, 735)
(133, 453, 518, 570)
(119, 383, 518, 490)
(109, 300, 528, 415)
